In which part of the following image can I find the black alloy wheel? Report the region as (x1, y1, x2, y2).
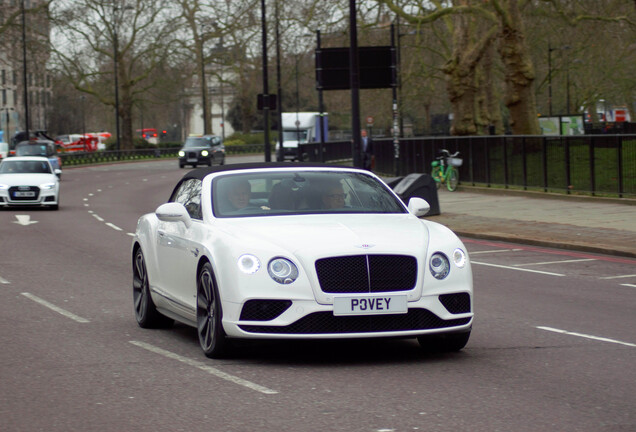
(196, 262, 230, 358)
(133, 248, 173, 328)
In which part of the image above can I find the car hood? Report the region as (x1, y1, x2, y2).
(0, 173, 58, 186)
(219, 213, 429, 258)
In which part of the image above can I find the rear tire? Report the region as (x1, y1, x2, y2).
(417, 330, 470, 352)
(447, 167, 459, 192)
(197, 262, 230, 358)
(431, 166, 442, 189)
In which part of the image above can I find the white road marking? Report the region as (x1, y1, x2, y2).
(106, 222, 123, 231)
(92, 214, 105, 222)
(129, 341, 278, 395)
(127, 233, 135, 237)
(621, 284, 636, 288)
(469, 249, 522, 255)
(513, 258, 596, 267)
(0, 275, 10, 284)
(21, 292, 90, 323)
(537, 326, 636, 347)
(471, 261, 564, 276)
(13, 215, 38, 226)
(600, 274, 636, 280)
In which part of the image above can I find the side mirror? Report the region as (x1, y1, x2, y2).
(54, 169, 62, 177)
(407, 197, 430, 217)
(155, 202, 192, 228)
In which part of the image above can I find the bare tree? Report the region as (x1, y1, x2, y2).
(48, 0, 182, 149)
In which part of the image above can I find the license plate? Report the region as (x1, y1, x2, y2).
(333, 295, 407, 316)
(187, 158, 197, 162)
(14, 191, 35, 197)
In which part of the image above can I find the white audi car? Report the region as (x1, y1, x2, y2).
(132, 163, 473, 358)
(0, 156, 60, 210)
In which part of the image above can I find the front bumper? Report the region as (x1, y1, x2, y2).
(222, 292, 473, 339)
(0, 188, 58, 206)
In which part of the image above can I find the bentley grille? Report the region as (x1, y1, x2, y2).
(315, 254, 417, 294)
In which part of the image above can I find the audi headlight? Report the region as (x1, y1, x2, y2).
(40, 182, 56, 190)
(237, 254, 260, 274)
(268, 258, 299, 284)
(0, 184, 9, 190)
(201, 150, 209, 157)
(429, 252, 450, 280)
(178, 150, 185, 157)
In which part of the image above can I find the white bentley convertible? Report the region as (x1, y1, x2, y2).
(132, 163, 473, 358)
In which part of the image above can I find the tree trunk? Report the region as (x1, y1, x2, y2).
(497, 0, 540, 135)
(444, 3, 498, 136)
(444, 11, 478, 136)
(120, 85, 134, 150)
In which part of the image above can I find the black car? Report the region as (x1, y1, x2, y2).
(178, 135, 225, 168)
(14, 140, 62, 178)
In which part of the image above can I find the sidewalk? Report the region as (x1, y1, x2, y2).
(427, 187, 636, 258)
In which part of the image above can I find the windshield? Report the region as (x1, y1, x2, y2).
(0, 160, 52, 174)
(184, 136, 221, 148)
(282, 130, 308, 143)
(213, 171, 406, 218)
(16, 144, 51, 156)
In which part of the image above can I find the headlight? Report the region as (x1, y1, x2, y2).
(0, 184, 9, 190)
(453, 248, 466, 268)
(178, 150, 185, 157)
(429, 252, 450, 280)
(40, 182, 56, 190)
(201, 150, 209, 156)
(237, 254, 260, 274)
(268, 258, 298, 284)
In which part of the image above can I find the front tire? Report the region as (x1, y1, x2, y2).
(417, 330, 470, 352)
(197, 262, 230, 358)
(133, 248, 173, 328)
(447, 167, 459, 191)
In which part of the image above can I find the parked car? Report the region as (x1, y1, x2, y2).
(178, 135, 225, 168)
(0, 156, 60, 210)
(132, 163, 473, 358)
(14, 140, 62, 178)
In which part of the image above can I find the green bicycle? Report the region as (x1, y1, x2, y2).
(431, 149, 462, 192)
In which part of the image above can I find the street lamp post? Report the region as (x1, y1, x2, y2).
(21, 0, 30, 139)
(260, 0, 271, 162)
(113, 7, 121, 153)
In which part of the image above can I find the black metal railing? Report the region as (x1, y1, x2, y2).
(300, 134, 636, 198)
(58, 144, 266, 166)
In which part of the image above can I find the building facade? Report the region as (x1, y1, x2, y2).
(0, 0, 51, 143)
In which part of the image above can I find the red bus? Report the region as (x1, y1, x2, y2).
(137, 128, 159, 145)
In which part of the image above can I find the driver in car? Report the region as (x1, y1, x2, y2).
(321, 182, 347, 209)
(225, 179, 252, 210)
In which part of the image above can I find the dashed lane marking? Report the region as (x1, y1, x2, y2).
(621, 284, 636, 288)
(537, 326, 636, 348)
(106, 222, 123, 231)
(129, 341, 279, 395)
(601, 274, 636, 280)
(0, 275, 10, 284)
(471, 261, 564, 276)
(21, 293, 90, 323)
